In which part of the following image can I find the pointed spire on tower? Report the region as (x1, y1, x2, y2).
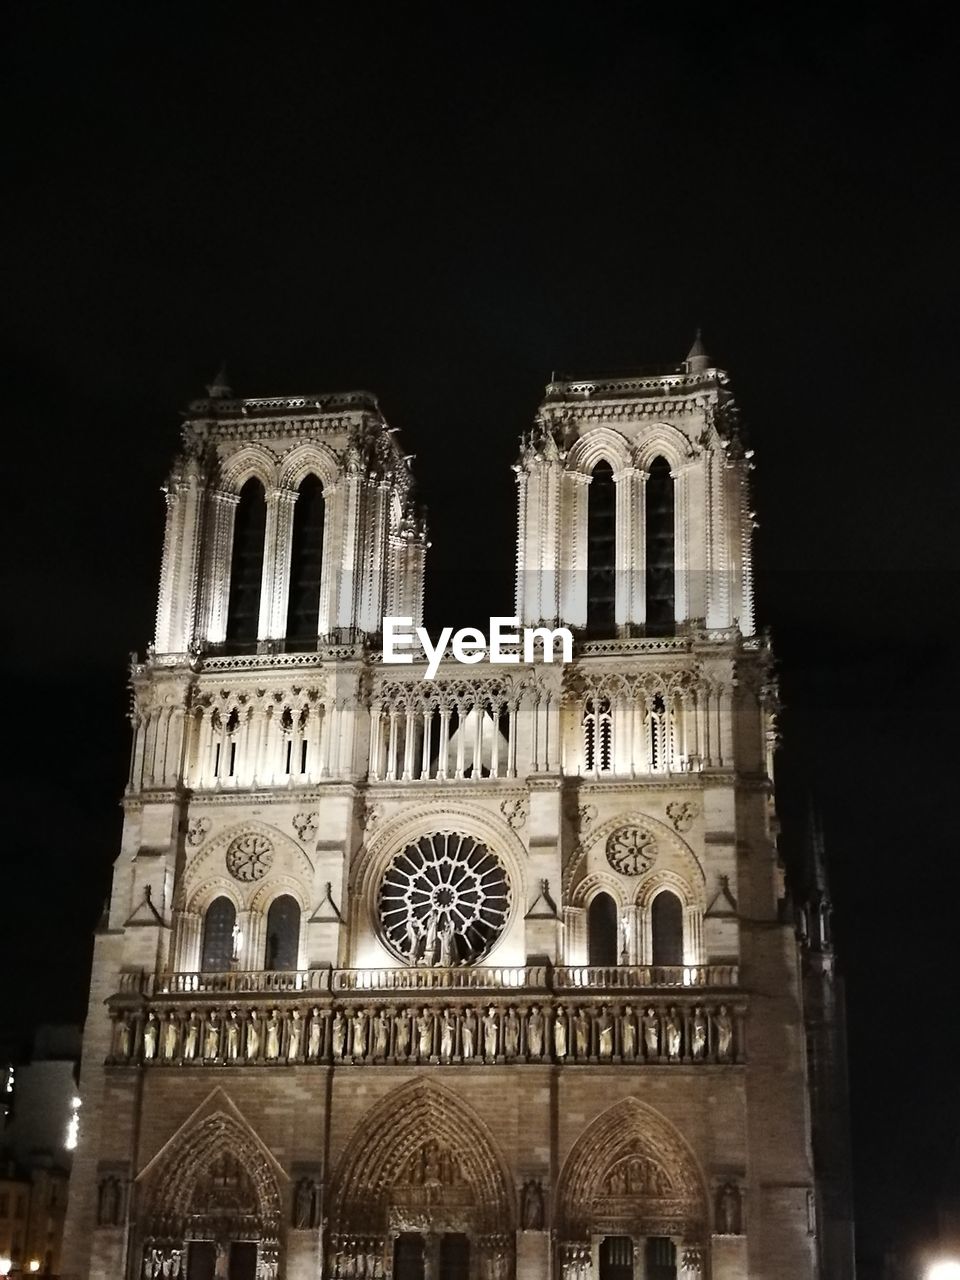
(205, 361, 232, 399)
(683, 328, 711, 375)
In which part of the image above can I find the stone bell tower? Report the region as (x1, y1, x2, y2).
(62, 344, 839, 1280)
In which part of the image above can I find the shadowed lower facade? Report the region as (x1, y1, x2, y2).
(61, 342, 853, 1280)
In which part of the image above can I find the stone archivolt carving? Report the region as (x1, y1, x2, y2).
(605, 825, 659, 876)
(225, 832, 275, 882)
(558, 1098, 705, 1240)
(329, 1082, 513, 1237)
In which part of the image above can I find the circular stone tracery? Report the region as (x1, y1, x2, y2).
(378, 833, 511, 966)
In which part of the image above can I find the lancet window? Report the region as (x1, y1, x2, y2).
(645, 456, 675, 635)
(651, 890, 684, 967)
(200, 897, 237, 972)
(264, 894, 301, 971)
(285, 474, 325, 648)
(588, 892, 619, 967)
(587, 460, 616, 634)
(225, 478, 267, 650)
(582, 697, 613, 774)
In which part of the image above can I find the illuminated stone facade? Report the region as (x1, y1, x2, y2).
(62, 345, 837, 1280)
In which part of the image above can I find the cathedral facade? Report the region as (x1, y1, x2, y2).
(61, 342, 843, 1280)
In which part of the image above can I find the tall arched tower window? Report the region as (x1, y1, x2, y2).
(588, 892, 619, 966)
(200, 897, 237, 972)
(587, 460, 616, 635)
(285, 475, 325, 648)
(645, 456, 674, 635)
(225, 478, 267, 649)
(651, 890, 683, 966)
(264, 895, 301, 971)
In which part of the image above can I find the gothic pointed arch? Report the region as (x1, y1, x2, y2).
(566, 428, 633, 478)
(558, 1097, 707, 1241)
(330, 1080, 515, 1237)
(137, 1090, 284, 1248)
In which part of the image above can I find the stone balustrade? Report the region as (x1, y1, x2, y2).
(117, 963, 738, 998)
(108, 996, 745, 1068)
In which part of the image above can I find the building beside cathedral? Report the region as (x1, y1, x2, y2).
(61, 340, 853, 1280)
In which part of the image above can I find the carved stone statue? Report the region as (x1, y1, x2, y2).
(642, 1007, 660, 1057)
(440, 1009, 455, 1060)
(97, 1175, 120, 1226)
(116, 1015, 131, 1060)
(143, 1013, 158, 1060)
(504, 1008, 520, 1057)
(554, 1005, 568, 1059)
(179, 1011, 197, 1060)
(573, 1008, 589, 1058)
(351, 1008, 368, 1058)
(332, 1011, 347, 1059)
(461, 1007, 477, 1058)
(438, 919, 455, 967)
(597, 1006, 613, 1058)
(521, 1179, 544, 1230)
(526, 1006, 544, 1058)
(373, 1009, 390, 1058)
(621, 1006, 636, 1059)
(717, 1182, 741, 1234)
(204, 1011, 220, 1060)
(665, 1006, 682, 1060)
(162, 1013, 179, 1061)
(225, 1011, 240, 1060)
(265, 1009, 281, 1060)
(245, 1010, 259, 1060)
(307, 1007, 323, 1060)
(394, 1009, 411, 1057)
(417, 1007, 434, 1057)
(422, 910, 439, 966)
(691, 1006, 707, 1059)
(714, 1005, 733, 1061)
(294, 1177, 318, 1229)
(482, 1006, 499, 1058)
(287, 1009, 303, 1060)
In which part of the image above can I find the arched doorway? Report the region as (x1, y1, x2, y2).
(330, 1082, 514, 1280)
(138, 1109, 282, 1280)
(557, 1098, 707, 1277)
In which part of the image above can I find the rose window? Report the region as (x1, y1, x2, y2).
(378, 833, 511, 965)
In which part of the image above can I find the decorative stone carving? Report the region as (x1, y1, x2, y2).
(96, 1174, 122, 1226)
(292, 811, 319, 842)
(520, 1178, 545, 1229)
(226, 832, 275, 882)
(605, 825, 658, 876)
(716, 1181, 742, 1234)
(500, 797, 527, 830)
(713, 1005, 733, 1061)
(578, 803, 598, 827)
(186, 817, 211, 847)
(293, 1176, 321, 1229)
(666, 800, 699, 833)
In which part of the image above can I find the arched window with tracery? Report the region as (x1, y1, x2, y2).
(264, 894, 301, 971)
(285, 474, 325, 648)
(650, 890, 684, 967)
(225, 477, 267, 649)
(588, 892, 619, 967)
(582, 697, 613, 773)
(587, 460, 616, 634)
(645, 456, 674, 635)
(200, 896, 237, 972)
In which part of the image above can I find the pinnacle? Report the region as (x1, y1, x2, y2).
(684, 328, 710, 373)
(205, 361, 232, 399)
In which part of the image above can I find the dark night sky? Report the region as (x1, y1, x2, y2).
(4, 3, 959, 1270)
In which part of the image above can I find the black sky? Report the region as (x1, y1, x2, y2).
(4, 3, 960, 1271)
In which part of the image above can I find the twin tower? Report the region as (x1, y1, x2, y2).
(62, 342, 844, 1280)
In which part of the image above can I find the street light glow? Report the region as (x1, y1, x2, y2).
(927, 1262, 960, 1280)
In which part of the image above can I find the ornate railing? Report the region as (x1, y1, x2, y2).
(117, 963, 738, 998)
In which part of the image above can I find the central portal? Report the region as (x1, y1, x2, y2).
(393, 1232, 470, 1280)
